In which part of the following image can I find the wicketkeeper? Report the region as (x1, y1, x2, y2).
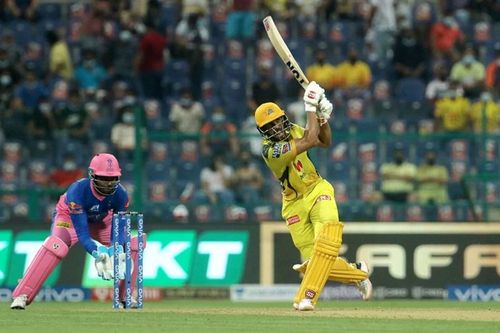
(10, 153, 146, 309)
(255, 81, 372, 311)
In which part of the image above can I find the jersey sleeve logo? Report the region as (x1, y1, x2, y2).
(281, 143, 290, 154)
(272, 145, 281, 158)
(68, 201, 83, 214)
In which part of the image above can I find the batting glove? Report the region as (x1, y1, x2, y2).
(303, 81, 325, 112)
(316, 95, 333, 124)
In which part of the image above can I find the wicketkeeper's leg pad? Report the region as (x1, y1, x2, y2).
(294, 222, 343, 305)
(12, 235, 69, 304)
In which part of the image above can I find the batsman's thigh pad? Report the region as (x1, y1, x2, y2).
(330, 257, 368, 283)
(294, 222, 343, 304)
(12, 235, 69, 304)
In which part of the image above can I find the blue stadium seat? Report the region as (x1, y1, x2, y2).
(38, 3, 63, 21)
(395, 78, 426, 103)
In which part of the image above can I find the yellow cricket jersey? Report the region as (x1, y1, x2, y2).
(262, 124, 322, 201)
(469, 101, 500, 133)
(435, 97, 470, 131)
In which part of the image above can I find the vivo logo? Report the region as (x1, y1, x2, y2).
(449, 285, 500, 301)
(36, 287, 88, 302)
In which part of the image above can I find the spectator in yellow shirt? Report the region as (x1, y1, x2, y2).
(416, 148, 449, 204)
(46, 30, 73, 80)
(380, 144, 417, 203)
(336, 46, 372, 89)
(469, 92, 500, 133)
(450, 47, 485, 98)
(434, 89, 470, 132)
(305, 46, 337, 95)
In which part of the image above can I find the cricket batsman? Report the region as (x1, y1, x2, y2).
(10, 153, 146, 309)
(255, 81, 372, 311)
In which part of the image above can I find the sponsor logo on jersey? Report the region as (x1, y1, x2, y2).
(281, 143, 290, 154)
(89, 205, 100, 212)
(55, 221, 71, 229)
(305, 289, 316, 299)
(68, 202, 83, 214)
(286, 215, 300, 225)
(272, 145, 281, 158)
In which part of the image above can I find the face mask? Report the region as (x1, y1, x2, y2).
(179, 98, 193, 108)
(63, 161, 77, 171)
(212, 113, 225, 123)
(0, 75, 11, 86)
(462, 55, 474, 65)
(84, 59, 96, 68)
(40, 103, 51, 113)
(122, 112, 134, 123)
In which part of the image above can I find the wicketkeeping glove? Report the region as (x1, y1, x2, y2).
(303, 81, 325, 112)
(92, 243, 127, 280)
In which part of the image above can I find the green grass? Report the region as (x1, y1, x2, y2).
(1, 300, 499, 333)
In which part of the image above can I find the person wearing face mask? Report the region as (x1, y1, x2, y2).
(169, 87, 205, 134)
(49, 153, 85, 188)
(425, 64, 450, 102)
(74, 48, 108, 90)
(305, 44, 337, 95)
(393, 25, 426, 80)
(200, 106, 239, 156)
(231, 151, 264, 205)
(469, 91, 500, 133)
(380, 144, 417, 203)
(434, 85, 470, 133)
(27, 96, 56, 140)
(415, 146, 449, 205)
(335, 46, 372, 90)
(430, 16, 464, 60)
(111, 102, 148, 160)
(450, 47, 485, 98)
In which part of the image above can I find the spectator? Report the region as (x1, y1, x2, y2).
(392, 25, 427, 80)
(103, 29, 138, 86)
(366, 0, 397, 60)
(1, 30, 22, 66)
(469, 91, 500, 133)
(434, 88, 470, 132)
(56, 89, 90, 142)
(305, 45, 337, 95)
(425, 64, 449, 102)
(231, 151, 264, 205)
(194, 154, 235, 205)
(175, 13, 209, 99)
(249, 64, 281, 111)
(416, 147, 449, 205)
(49, 152, 85, 188)
(335, 46, 372, 90)
(450, 46, 485, 99)
(74, 48, 108, 90)
(1, 98, 27, 141)
(26, 96, 56, 140)
(200, 106, 239, 157)
(0, 57, 19, 110)
(239, 109, 262, 159)
(110, 100, 147, 160)
(485, 43, 500, 94)
(225, 0, 257, 41)
(380, 144, 417, 203)
(430, 16, 464, 62)
(135, 19, 166, 100)
(13, 68, 47, 110)
(46, 29, 73, 80)
(286, 89, 306, 126)
(169, 88, 205, 135)
(5, 0, 39, 21)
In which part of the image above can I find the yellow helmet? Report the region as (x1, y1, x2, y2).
(255, 102, 285, 128)
(254, 102, 291, 141)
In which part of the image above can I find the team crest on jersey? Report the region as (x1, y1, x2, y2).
(287, 215, 300, 225)
(90, 205, 100, 212)
(68, 201, 83, 214)
(316, 195, 332, 203)
(272, 145, 281, 158)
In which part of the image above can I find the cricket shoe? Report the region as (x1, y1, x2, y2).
(356, 261, 373, 301)
(10, 294, 28, 310)
(120, 297, 138, 309)
(293, 298, 314, 311)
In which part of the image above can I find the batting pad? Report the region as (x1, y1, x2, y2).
(329, 257, 368, 283)
(294, 222, 343, 305)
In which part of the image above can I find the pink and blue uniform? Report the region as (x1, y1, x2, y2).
(53, 178, 129, 256)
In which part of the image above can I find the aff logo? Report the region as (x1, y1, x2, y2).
(356, 244, 500, 279)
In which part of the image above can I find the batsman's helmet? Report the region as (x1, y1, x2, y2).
(88, 153, 121, 195)
(254, 102, 291, 142)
